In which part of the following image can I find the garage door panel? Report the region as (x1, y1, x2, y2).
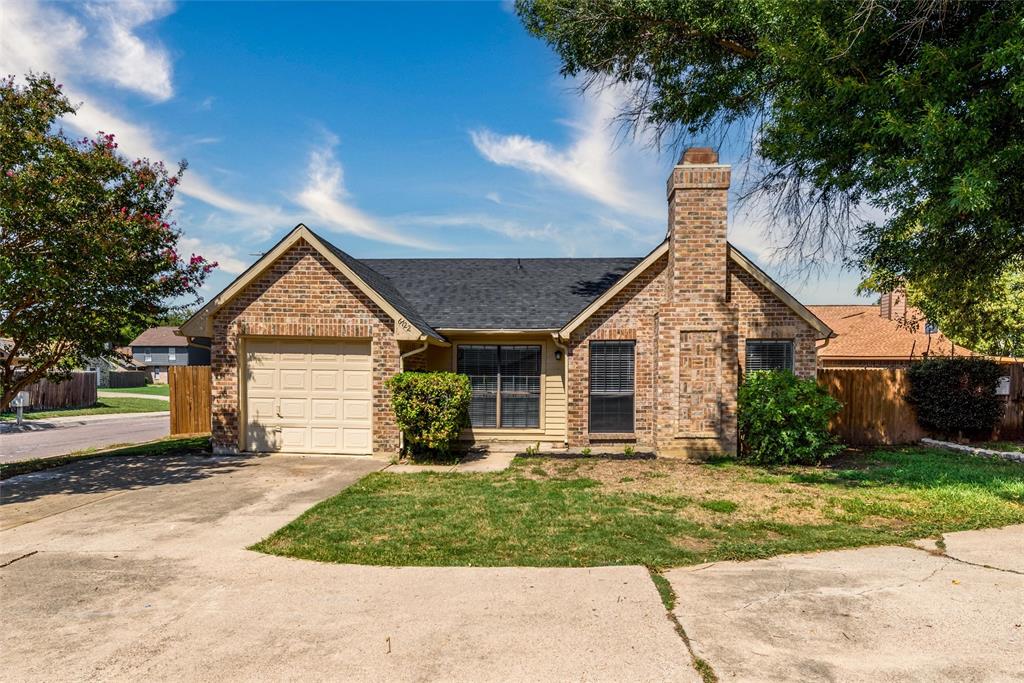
(311, 399, 339, 421)
(311, 370, 340, 390)
(245, 339, 372, 455)
(343, 399, 371, 424)
(278, 398, 307, 420)
(343, 429, 371, 451)
(343, 370, 371, 392)
(279, 369, 308, 391)
(311, 428, 340, 449)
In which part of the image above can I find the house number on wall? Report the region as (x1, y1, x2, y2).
(396, 318, 413, 335)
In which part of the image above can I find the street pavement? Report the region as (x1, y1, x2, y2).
(0, 413, 169, 463)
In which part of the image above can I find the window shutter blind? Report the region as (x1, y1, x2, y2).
(745, 340, 794, 372)
(589, 341, 635, 433)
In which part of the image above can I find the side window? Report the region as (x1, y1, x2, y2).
(589, 340, 635, 433)
(745, 340, 794, 372)
(144, 347, 152, 362)
(168, 347, 176, 361)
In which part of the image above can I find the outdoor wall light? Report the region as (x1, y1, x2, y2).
(554, 350, 563, 361)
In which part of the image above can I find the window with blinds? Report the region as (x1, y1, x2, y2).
(589, 340, 635, 433)
(457, 345, 541, 428)
(745, 340, 794, 372)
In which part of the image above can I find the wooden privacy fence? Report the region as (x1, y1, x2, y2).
(108, 370, 147, 388)
(820, 364, 1024, 445)
(24, 372, 98, 410)
(169, 365, 211, 435)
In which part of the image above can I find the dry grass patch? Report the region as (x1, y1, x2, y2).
(253, 447, 1024, 568)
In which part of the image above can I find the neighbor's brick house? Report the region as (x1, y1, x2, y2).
(182, 148, 831, 457)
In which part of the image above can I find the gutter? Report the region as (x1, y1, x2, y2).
(399, 341, 429, 371)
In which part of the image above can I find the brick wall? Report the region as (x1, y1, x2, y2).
(210, 239, 401, 454)
(566, 149, 821, 455)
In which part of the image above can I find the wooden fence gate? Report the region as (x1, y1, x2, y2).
(169, 365, 211, 435)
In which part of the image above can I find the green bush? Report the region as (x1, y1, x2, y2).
(386, 371, 471, 457)
(737, 370, 843, 465)
(907, 358, 1004, 438)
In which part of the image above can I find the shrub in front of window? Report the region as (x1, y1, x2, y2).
(907, 358, 1003, 438)
(387, 371, 471, 457)
(737, 370, 843, 465)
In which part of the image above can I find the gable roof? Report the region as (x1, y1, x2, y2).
(809, 305, 970, 360)
(130, 326, 187, 347)
(180, 225, 442, 341)
(182, 224, 827, 342)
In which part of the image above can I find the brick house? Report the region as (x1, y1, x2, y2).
(181, 148, 831, 457)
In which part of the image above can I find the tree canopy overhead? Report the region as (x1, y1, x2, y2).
(0, 74, 216, 410)
(517, 0, 1024, 354)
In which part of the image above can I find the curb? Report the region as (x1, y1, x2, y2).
(921, 438, 1024, 463)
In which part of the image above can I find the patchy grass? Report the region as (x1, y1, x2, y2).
(648, 570, 676, 611)
(0, 397, 168, 421)
(0, 436, 210, 479)
(252, 447, 1024, 568)
(98, 384, 170, 396)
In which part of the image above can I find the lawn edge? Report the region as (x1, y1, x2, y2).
(646, 567, 719, 683)
(0, 435, 211, 480)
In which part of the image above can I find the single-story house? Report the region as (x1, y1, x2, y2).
(810, 292, 971, 368)
(128, 327, 211, 384)
(181, 148, 832, 457)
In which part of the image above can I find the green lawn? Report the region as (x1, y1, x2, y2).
(977, 441, 1024, 453)
(0, 396, 169, 421)
(99, 384, 170, 396)
(252, 447, 1024, 568)
(0, 436, 211, 479)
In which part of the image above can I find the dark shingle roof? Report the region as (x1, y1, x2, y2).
(312, 230, 443, 340)
(362, 257, 642, 330)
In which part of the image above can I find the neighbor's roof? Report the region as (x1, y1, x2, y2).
(364, 256, 641, 330)
(129, 326, 185, 347)
(808, 305, 970, 359)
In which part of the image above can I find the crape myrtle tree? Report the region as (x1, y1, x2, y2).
(0, 74, 217, 412)
(516, 1, 1024, 354)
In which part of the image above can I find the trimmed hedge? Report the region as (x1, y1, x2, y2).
(737, 370, 843, 465)
(387, 371, 471, 456)
(907, 358, 1003, 438)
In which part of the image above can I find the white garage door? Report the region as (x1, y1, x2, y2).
(244, 339, 373, 454)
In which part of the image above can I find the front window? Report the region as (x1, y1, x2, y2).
(144, 347, 152, 362)
(168, 347, 176, 361)
(589, 340, 635, 433)
(745, 340, 794, 372)
(457, 345, 541, 428)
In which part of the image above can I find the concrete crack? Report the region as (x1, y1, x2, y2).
(0, 550, 38, 567)
(911, 537, 1024, 576)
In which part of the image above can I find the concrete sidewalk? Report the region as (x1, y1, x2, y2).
(667, 525, 1024, 682)
(98, 390, 170, 401)
(0, 453, 697, 682)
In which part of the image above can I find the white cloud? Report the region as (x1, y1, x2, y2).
(178, 237, 247, 275)
(471, 86, 663, 220)
(395, 213, 560, 243)
(485, 191, 502, 204)
(0, 0, 173, 101)
(295, 138, 437, 250)
(82, 0, 175, 101)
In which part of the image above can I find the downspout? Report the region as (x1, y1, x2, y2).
(815, 334, 833, 372)
(552, 333, 570, 446)
(397, 340, 429, 454)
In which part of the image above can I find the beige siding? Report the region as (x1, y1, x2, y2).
(428, 334, 567, 444)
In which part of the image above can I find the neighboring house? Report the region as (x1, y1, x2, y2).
(128, 327, 211, 384)
(181, 148, 832, 457)
(810, 291, 971, 368)
(82, 351, 146, 388)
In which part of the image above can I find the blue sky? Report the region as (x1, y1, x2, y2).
(1, 0, 870, 304)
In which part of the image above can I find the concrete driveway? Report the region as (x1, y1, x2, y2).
(0, 453, 696, 682)
(668, 526, 1024, 682)
(0, 413, 169, 463)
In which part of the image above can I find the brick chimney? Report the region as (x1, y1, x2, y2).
(879, 289, 908, 321)
(657, 147, 736, 456)
(665, 147, 731, 308)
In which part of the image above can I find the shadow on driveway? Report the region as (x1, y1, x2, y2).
(0, 453, 265, 507)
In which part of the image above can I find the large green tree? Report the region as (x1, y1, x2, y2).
(0, 74, 216, 411)
(517, 0, 1024, 354)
